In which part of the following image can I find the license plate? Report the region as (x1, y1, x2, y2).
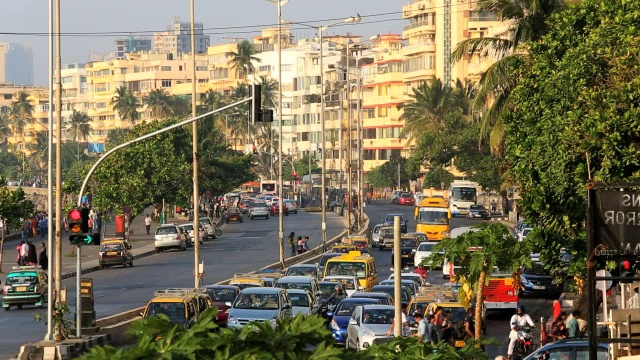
(455, 340, 465, 347)
(402, 255, 409, 258)
(107, 252, 117, 256)
(460, 211, 468, 215)
(532, 285, 545, 290)
(16, 286, 27, 292)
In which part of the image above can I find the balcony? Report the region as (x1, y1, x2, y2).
(403, 67, 435, 81)
(362, 116, 402, 128)
(402, 0, 432, 19)
(403, 20, 436, 33)
(401, 42, 436, 56)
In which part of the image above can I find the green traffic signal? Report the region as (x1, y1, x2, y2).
(69, 234, 94, 246)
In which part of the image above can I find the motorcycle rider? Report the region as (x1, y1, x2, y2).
(326, 284, 347, 308)
(507, 305, 535, 360)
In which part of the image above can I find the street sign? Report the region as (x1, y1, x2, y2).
(80, 278, 93, 296)
(594, 190, 640, 255)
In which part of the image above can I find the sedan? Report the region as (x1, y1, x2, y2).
(346, 305, 395, 350)
(520, 262, 564, 298)
(397, 193, 415, 206)
(467, 204, 491, 220)
(286, 289, 320, 316)
(204, 285, 240, 327)
(225, 208, 244, 223)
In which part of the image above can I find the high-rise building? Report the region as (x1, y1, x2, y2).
(154, 17, 210, 55)
(113, 37, 152, 59)
(0, 42, 34, 85)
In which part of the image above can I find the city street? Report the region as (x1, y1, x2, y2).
(363, 201, 554, 358)
(0, 210, 344, 359)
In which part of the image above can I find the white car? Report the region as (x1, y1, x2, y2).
(199, 217, 216, 239)
(346, 305, 395, 350)
(388, 272, 427, 287)
(371, 224, 383, 245)
(154, 224, 187, 252)
(249, 201, 270, 220)
(322, 275, 361, 297)
(178, 223, 205, 246)
(518, 227, 533, 241)
(413, 241, 439, 268)
(283, 199, 298, 214)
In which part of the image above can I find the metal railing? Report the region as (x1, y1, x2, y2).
(404, 20, 433, 31)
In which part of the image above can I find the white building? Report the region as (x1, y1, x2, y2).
(0, 42, 34, 85)
(154, 17, 210, 55)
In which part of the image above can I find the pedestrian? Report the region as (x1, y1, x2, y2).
(627, 286, 640, 309)
(552, 300, 562, 321)
(21, 219, 29, 239)
(38, 217, 47, 239)
(434, 306, 444, 327)
(427, 314, 441, 343)
(296, 236, 305, 255)
(386, 303, 410, 336)
(441, 309, 452, 342)
(491, 199, 497, 214)
(144, 214, 152, 235)
(214, 202, 221, 219)
(566, 310, 580, 337)
(38, 243, 48, 270)
(30, 216, 37, 238)
(303, 236, 310, 252)
(16, 243, 22, 265)
(28, 241, 37, 265)
(20, 240, 29, 266)
(413, 312, 429, 342)
(288, 232, 296, 257)
(502, 197, 509, 216)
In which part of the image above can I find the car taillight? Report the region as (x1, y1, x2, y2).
(98, 252, 103, 258)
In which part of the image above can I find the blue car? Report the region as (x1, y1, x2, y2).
(382, 213, 408, 233)
(328, 298, 380, 344)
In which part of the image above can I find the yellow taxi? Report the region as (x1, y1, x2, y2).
(143, 289, 201, 328)
(331, 244, 358, 254)
(342, 235, 369, 251)
(323, 251, 377, 291)
(229, 273, 267, 290)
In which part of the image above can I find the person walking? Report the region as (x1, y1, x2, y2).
(20, 241, 29, 266)
(627, 286, 640, 309)
(22, 219, 29, 239)
(144, 214, 152, 235)
(491, 199, 497, 214)
(288, 232, 296, 257)
(30, 216, 37, 238)
(38, 243, 48, 270)
(303, 236, 310, 252)
(296, 236, 305, 255)
(38, 217, 47, 239)
(27, 241, 37, 265)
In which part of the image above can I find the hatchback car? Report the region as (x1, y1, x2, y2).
(370, 285, 411, 307)
(226, 287, 292, 329)
(286, 289, 320, 316)
(520, 262, 565, 298)
(204, 285, 240, 327)
(154, 224, 188, 252)
(371, 224, 384, 245)
(239, 199, 253, 214)
(414, 241, 439, 268)
(397, 193, 415, 206)
(346, 305, 395, 350)
(328, 298, 380, 344)
(225, 207, 243, 223)
(378, 279, 417, 297)
(178, 223, 205, 246)
(274, 276, 320, 302)
(283, 199, 298, 214)
(2, 266, 48, 310)
(382, 213, 408, 233)
(249, 201, 270, 220)
(467, 204, 491, 220)
(322, 275, 361, 297)
(98, 239, 133, 268)
(269, 199, 289, 216)
(199, 217, 217, 239)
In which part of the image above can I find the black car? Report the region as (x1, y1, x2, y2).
(369, 285, 411, 307)
(520, 262, 565, 298)
(391, 236, 419, 268)
(382, 213, 408, 233)
(467, 204, 491, 220)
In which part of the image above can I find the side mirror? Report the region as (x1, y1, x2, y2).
(282, 303, 291, 310)
(348, 318, 358, 326)
(225, 301, 233, 307)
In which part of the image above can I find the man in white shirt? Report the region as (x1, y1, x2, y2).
(507, 305, 534, 359)
(628, 286, 640, 309)
(144, 214, 152, 235)
(386, 304, 410, 336)
(20, 241, 30, 265)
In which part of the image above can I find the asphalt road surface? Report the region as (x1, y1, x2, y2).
(0, 211, 344, 359)
(364, 200, 554, 358)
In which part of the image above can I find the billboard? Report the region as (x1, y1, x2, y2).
(594, 189, 640, 255)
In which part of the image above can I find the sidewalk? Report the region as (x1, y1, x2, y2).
(0, 211, 182, 284)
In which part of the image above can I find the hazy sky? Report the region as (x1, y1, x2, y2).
(0, 0, 406, 85)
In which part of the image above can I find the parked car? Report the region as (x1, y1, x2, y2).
(178, 223, 205, 246)
(467, 204, 491, 220)
(346, 305, 395, 350)
(226, 287, 292, 329)
(154, 224, 188, 252)
(98, 239, 133, 268)
(518, 227, 533, 241)
(397, 193, 415, 206)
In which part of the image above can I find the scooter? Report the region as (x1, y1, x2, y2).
(512, 324, 536, 360)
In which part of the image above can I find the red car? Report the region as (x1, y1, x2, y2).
(397, 193, 415, 205)
(204, 285, 240, 327)
(270, 201, 289, 216)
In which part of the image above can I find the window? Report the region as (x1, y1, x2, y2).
(363, 129, 376, 139)
(281, 64, 292, 72)
(161, 66, 172, 71)
(383, 127, 401, 138)
(94, 83, 109, 92)
(211, 68, 229, 80)
(301, 132, 309, 141)
(258, 65, 271, 73)
(95, 102, 107, 109)
(61, 76, 73, 84)
(378, 149, 401, 160)
(196, 66, 208, 71)
(363, 150, 376, 160)
(3, 94, 12, 100)
(161, 80, 172, 88)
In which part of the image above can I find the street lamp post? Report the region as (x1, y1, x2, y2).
(45, 0, 54, 341)
(190, 0, 201, 288)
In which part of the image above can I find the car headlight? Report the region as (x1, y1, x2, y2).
(270, 318, 278, 326)
(330, 319, 340, 331)
(361, 327, 375, 337)
(227, 315, 239, 324)
(441, 231, 450, 237)
(520, 275, 530, 285)
(411, 249, 417, 254)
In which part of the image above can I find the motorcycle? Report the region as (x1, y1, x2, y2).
(512, 324, 535, 360)
(213, 222, 222, 237)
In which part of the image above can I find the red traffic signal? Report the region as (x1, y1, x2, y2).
(292, 171, 298, 177)
(623, 260, 631, 271)
(68, 208, 82, 234)
(69, 209, 81, 221)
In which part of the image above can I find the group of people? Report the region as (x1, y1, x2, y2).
(21, 213, 48, 240)
(288, 232, 310, 256)
(16, 241, 48, 270)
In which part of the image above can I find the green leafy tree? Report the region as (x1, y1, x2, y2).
(226, 40, 260, 79)
(198, 89, 227, 140)
(0, 151, 20, 180)
(0, 112, 13, 151)
(111, 86, 141, 124)
(0, 180, 34, 272)
(450, 0, 564, 152)
(422, 166, 455, 190)
(105, 128, 130, 148)
(368, 157, 418, 190)
(198, 130, 256, 195)
(27, 131, 48, 180)
(283, 154, 321, 182)
(426, 223, 532, 341)
(168, 95, 191, 118)
(502, 0, 640, 308)
(366, 337, 489, 360)
(259, 75, 279, 109)
(142, 89, 173, 119)
(68, 110, 92, 162)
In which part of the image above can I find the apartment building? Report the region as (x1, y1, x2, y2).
(113, 37, 153, 60)
(0, 42, 34, 86)
(153, 17, 210, 55)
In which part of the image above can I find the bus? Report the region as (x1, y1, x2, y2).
(260, 180, 277, 193)
(448, 180, 478, 217)
(414, 197, 451, 240)
(323, 251, 377, 291)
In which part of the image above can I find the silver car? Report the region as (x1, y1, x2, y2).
(249, 201, 270, 220)
(346, 305, 395, 350)
(154, 224, 187, 252)
(199, 217, 216, 239)
(371, 224, 383, 245)
(286, 289, 320, 316)
(226, 287, 292, 329)
(283, 199, 298, 214)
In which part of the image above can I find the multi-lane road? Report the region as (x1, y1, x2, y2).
(0, 211, 344, 359)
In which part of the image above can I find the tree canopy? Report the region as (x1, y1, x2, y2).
(367, 157, 420, 190)
(502, 0, 640, 273)
(0, 179, 34, 231)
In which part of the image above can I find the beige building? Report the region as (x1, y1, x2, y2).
(153, 17, 210, 55)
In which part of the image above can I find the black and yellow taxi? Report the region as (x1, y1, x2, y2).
(143, 288, 213, 328)
(98, 239, 133, 269)
(2, 266, 48, 310)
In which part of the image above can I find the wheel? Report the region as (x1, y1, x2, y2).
(215, 228, 222, 237)
(4, 306, 9, 311)
(17, 305, 22, 309)
(250, 216, 254, 220)
(129, 259, 134, 267)
(155, 247, 161, 253)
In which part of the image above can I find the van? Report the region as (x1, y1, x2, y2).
(323, 251, 377, 291)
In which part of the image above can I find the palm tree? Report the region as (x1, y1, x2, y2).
(169, 96, 191, 118)
(28, 131, 48, 179)
(199, 89, 227, 139)
(450, 0, 564, 151)
(68, 110, 92, 161)
(9, 91, 34, 134)
(226, 40, 260, 79)
(258, 76, 279, 109)
(397, 78, 468, 143)
(0, 113, 13, 151)
(111, 86, 141, 124)
(143, 89, 172, 119)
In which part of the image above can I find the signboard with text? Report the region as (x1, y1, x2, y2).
(595, 189, 640, 255)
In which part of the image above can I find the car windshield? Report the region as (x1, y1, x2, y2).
(451, 187, 476, 201)
(207, 288, 237, 302)
(373, 287, 409, 302)
(156, 227, 177, 235)
(318, 283, 335, 297)
(180, 224, 194, 231)
(418, 243, 435, 251)
(415, 234, 427, 242)
(401, 194, 412, 198)
(286, 267, 316, 277)
(100, 243, 124, 251)
(289, 294, 309, 307)
(328, 278, 356, 290)
(526, 262, 552, 276)
(253, 203, 267, 208)
(470, 205, 484, 211)
(232, 283, 262, 290)
(319, 254, 340, 266)
(275, 282, 312, 292)
(145, 302, 186, 321)
(385, 215, 405, 222)
(380, 228, 394, 237)
(362, 308, 394, 324)
(6, 272, 38, 285)
(373, 225, 381, 234)
(335, 301, 370, 316)
(325, 261, 367, 278)
(417, 210, 449, 225)
(401, 238, 418, 247)
(233, 293, 280, 310)
(199, 218, 212, 226)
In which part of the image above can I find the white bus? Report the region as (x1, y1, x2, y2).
(448, 180, 478, 217)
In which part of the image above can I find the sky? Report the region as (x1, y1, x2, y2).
(0, 0, 406, 85)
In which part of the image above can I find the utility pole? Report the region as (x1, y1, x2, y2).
(45, 0, 54, 341)
(190, 0, 201, 288)
(276, 0, 287, 269)
(54, 0, 62, 308)
(356, 52, 363, 229)
(397, 161, 401, 190)
(345, 43, 352, 236)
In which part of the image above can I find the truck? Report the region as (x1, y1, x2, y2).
(448, 180, 479, 217)
(414, 197, 451, 241)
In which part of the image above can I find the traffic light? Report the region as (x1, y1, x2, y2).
(69, 207, 97, 246)
(68, 208, 82, 235)
(252, 145, 258, 155)
(620, 259, 636, 283)
(251, 83, 261, 124)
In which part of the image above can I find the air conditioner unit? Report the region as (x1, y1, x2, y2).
(426, 34, 434, 39)
(418, 4, 425, 10)
(403, 11, 411, 17)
